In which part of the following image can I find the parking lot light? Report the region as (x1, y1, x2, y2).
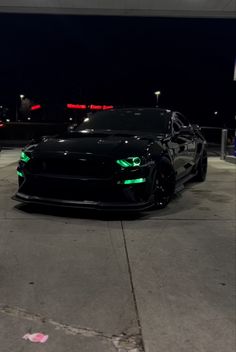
(154, 91, 161, 106)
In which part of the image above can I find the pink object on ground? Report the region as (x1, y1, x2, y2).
(23, 333, 49, 343)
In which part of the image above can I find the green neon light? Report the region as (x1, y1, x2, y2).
(117, 178, 146, 185)
(116, 157, 141, 168)
(21, 151, 30, 163)
(17, 171, 24, 177)
(116, 159, 131, 167)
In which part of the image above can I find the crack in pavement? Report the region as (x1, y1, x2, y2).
(0, 305, 144, 351)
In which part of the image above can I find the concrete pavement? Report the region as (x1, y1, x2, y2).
(0, 148, 21, 168)
(0, 155, 235, 352)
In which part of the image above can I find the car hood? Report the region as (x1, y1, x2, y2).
(33, 132, 161, 158)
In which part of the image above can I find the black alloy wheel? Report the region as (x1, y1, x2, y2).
(153, 159, 176, 209)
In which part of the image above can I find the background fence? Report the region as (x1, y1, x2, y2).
(200, 127, 235, 156)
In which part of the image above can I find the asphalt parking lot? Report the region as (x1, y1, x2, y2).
(0, 149, 235, 352)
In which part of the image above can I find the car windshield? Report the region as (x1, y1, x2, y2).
(76, 109, 171, 134)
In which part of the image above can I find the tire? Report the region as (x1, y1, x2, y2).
(18, 176, 24, 187)
(153, 159, 176, 209)
(194, 149, 207, 182)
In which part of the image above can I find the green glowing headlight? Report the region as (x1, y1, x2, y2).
(117, 178, 146, 185)
(17, 171, 24, 177)
(116, 157, 141, 168)
(21, 151, 30, 163)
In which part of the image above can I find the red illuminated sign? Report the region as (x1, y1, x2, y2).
(66, 104, 114, 110)
(90, 105, 103, 110)
(90, 105, 114, 110)
(67, 104, 87, 109)
(102, 105, 114, 110)
(31, 105, 41, 111)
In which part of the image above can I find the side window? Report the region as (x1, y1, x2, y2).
(172, 118, 183, 133)
(175, 113, 190, 127)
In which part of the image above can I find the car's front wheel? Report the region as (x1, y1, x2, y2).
(153, 159, 176, 208)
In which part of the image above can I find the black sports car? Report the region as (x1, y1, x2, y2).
(13, 108, 207, 210)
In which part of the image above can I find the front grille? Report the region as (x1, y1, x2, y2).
(27, 156, 114, 178)
(20, 176, 131, 203)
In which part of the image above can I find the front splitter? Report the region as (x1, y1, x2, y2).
(12, 192, 153, 211)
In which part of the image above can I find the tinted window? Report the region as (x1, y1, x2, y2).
(175, 113, 190, 127)
(173, 120, 182, 133)
(77, 109, 171, 133)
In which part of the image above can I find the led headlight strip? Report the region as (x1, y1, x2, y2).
(17, 170, 24, 177)
(117, 178, 146, 185)
(21, 151, 30, 163)
(116, 157, 141, 168)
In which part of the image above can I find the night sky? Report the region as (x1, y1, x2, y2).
(0, 14, 235, 126)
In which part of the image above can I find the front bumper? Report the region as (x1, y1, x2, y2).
(13, 168, 154, 211)
(12, 191, 153, 211)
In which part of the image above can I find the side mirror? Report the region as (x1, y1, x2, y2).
(179, 126, 194, 135)
(192, 124, 201, 131)
(172, 126, 194, 139)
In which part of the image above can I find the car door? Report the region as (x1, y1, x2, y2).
(176, 113, 197, 167)
(169, 117, 189, 179)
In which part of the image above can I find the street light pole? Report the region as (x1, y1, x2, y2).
(154, 91, 161, 107)
(16, 94, 25, 122)
(15, 102, 18, 122)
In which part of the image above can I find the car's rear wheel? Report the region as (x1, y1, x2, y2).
(153, 159, 176, 209)
(194, 149, 207, 182)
